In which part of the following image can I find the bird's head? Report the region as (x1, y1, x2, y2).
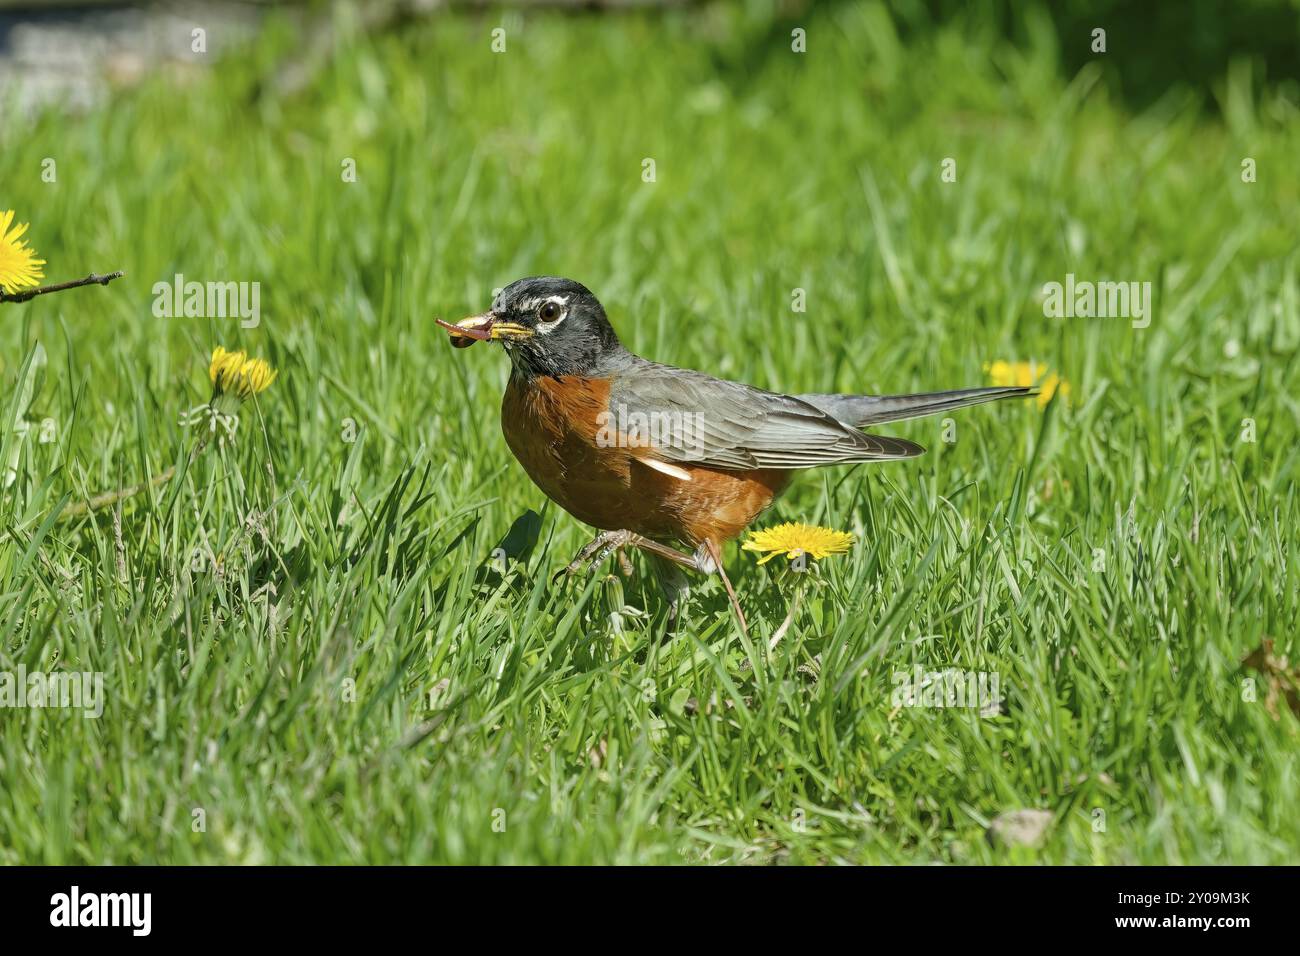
(438, 276, 625, 377)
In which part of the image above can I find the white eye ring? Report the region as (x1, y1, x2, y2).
(535, 296, 569, 333)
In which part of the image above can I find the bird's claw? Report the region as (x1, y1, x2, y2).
(552, 530, 634, 583)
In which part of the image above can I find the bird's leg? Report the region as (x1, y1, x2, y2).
(554, 533, 749, 638)
(621, 534, 750, 638)
(553, 529, 634, 581)
(625, 534, 697, 568)
(703, 539, 749, 638)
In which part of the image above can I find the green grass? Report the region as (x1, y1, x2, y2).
(1, 2, 1298, 864)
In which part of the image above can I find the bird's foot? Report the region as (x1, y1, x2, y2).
(553, 529, 635, 583)
(550, 533, 747, 639)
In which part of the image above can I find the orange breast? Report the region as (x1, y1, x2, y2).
(501, 375, 789, 546)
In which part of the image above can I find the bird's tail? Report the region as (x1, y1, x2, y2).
(795, 386, 1036, 428)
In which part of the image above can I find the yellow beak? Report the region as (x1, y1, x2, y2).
(485, 321, 534, 341)
(437, 313, 535, 345)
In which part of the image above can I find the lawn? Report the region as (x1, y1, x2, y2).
(1, 2, 1297, 864)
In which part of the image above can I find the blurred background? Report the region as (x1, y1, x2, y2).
(4, 0, 1300, 118)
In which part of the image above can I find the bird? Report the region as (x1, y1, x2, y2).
(438, 276, 1034, 632)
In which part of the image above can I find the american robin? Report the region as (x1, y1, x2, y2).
(439, 276, 1033, 631)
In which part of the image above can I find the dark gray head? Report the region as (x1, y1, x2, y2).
(441, 276, 627, 378)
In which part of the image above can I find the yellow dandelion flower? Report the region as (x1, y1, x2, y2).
(209, 346, 277, 399)
(0, 210, 46, 293)
(985, 359, 1069, 410)
(742, 522, 854, 565)
(183, 346, 278, 444)
(209, 346, 241, 389)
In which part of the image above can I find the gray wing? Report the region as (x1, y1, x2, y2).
(607, 363, 924, 470)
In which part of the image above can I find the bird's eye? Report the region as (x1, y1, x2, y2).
(538, 302, 562, 323)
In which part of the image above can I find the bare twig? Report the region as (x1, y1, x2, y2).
(59, 464, 175, 520)
(0, 271, 125, 304)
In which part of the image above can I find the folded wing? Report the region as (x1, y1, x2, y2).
(608, 363, 925, 471)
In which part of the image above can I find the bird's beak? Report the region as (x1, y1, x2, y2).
(437, 313, 493, 349)
(437, 313, 535, 348)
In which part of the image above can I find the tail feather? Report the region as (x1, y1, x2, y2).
(795, 387, 1036, 428)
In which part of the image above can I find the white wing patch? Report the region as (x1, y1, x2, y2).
(639, 457, 693, 481)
